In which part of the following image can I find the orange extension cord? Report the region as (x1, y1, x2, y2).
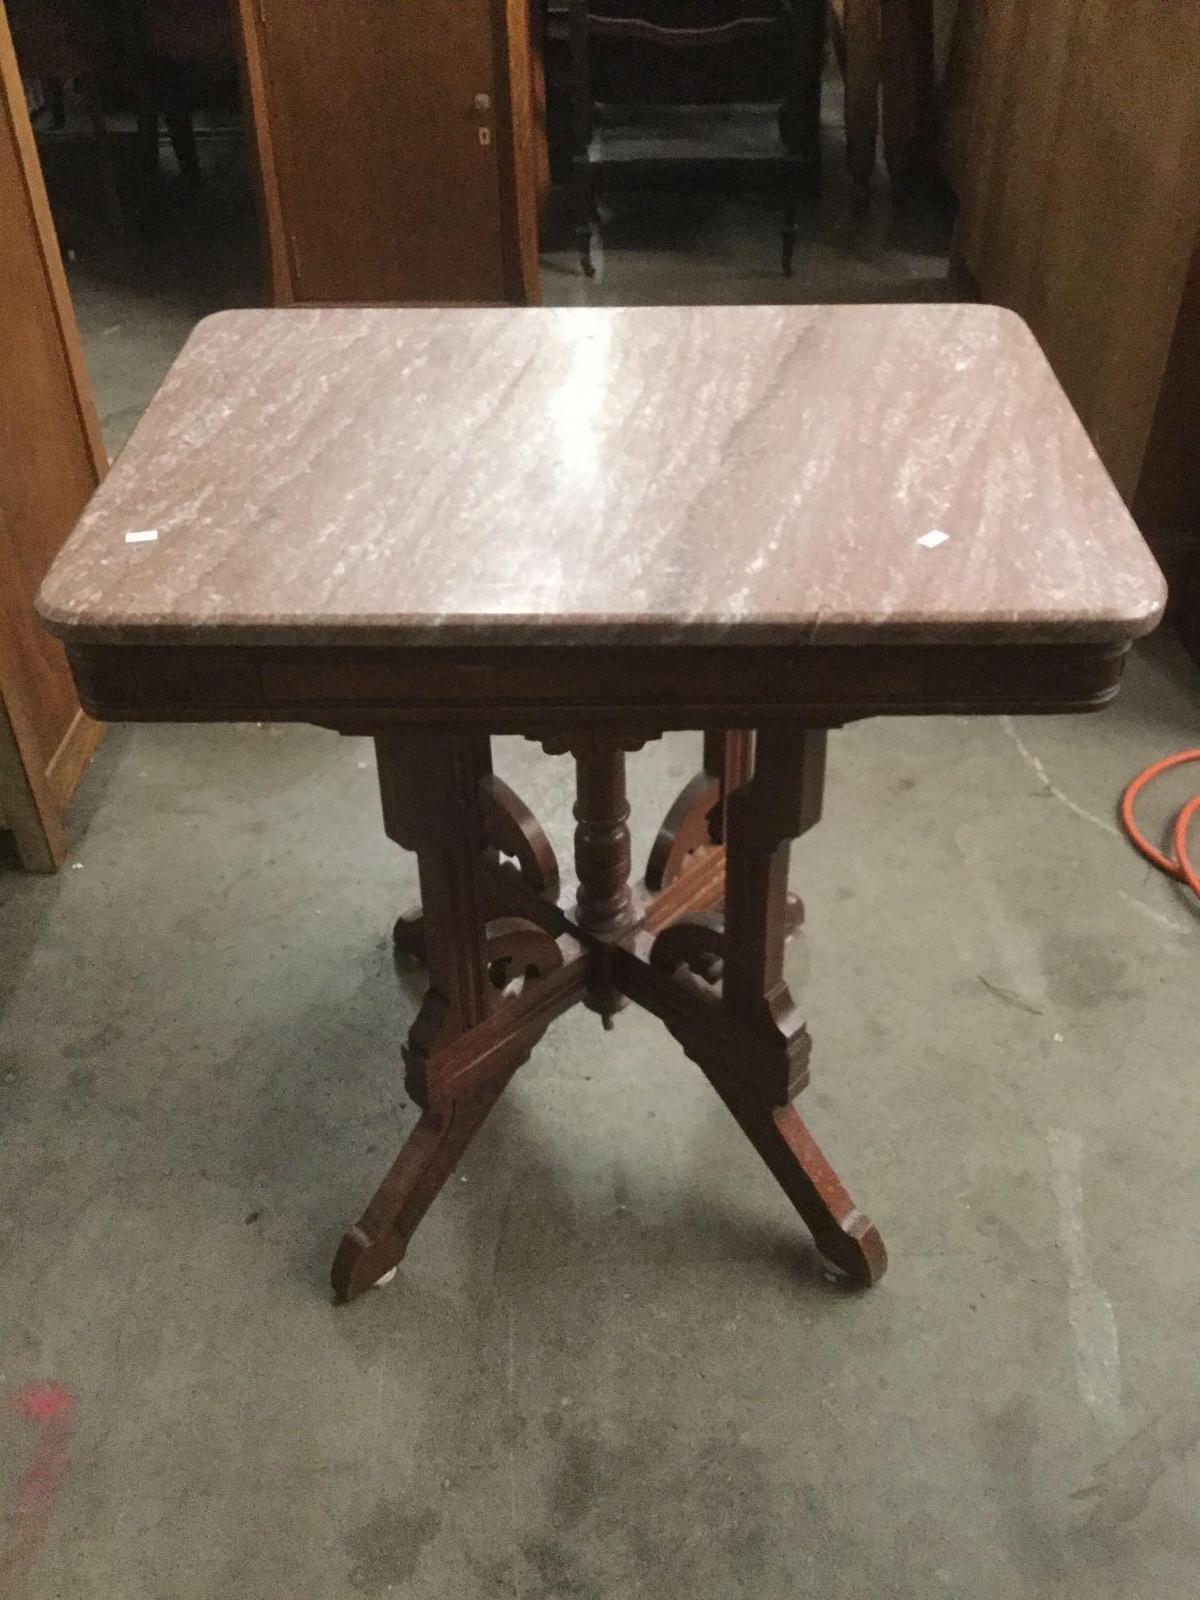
(1120, 750, 1200, 901)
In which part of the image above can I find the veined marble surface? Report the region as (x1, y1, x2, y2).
(38, 304, 1165, 648)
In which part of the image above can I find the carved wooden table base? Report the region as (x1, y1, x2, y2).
(331, 725, 887, 1302)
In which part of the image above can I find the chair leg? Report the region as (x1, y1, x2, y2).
(574, 160, 596, 278)
(782, 187, 800, 277)
(779, 0, 827, 185)
(135, 104, 164, 223)
(47, 76, 67, 130)
(578, 221, 596, 279)
(779, 0, 824, 270)
(78, 75, 124, 231)
(569, 0, 597, 278)
(842, 0, 883, 211)
(880, 0, 937, 201)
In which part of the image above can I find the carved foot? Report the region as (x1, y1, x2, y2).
(703, 1068, 887, 1288)
(332, 1074, 516, 1301)
(393, 907, 425, 962)
(337, 906, 585, 1303)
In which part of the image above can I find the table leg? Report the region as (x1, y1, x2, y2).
(331, 1071, 521, 1302)
(699, 1079, 887, 1284)
(332, 732, 583, 1302)
(620, 727, 886, 1287)
(717, 726, 885, 1283)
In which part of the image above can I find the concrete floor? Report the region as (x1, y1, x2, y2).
(3, 125, 1200, 1600)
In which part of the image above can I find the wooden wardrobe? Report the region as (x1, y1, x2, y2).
(943, 0, 1200, 607)
(0, 3, 105, 871)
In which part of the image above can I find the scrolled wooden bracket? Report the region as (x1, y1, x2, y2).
(480, 774, 560, 895)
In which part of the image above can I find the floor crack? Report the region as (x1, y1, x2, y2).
(1000, 716, 1120, 839)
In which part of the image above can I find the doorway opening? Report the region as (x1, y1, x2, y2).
(8, 0, 263, 456)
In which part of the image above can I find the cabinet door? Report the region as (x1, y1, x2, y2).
(240, 0, 535, 304)
(0, 2, 106, 871)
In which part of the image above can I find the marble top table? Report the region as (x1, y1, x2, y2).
(39, 304, 1165, 1304)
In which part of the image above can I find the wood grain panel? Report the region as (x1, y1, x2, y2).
(229, 0, 293, 306)
(495, 0, 543, 304)
(0, 2, 104, 869)
(1134, 237, 1200, 598)
(0, 695, 60, 871)
(232, 0, 537, 304)
(1030, 3, 1200, 499)
(945, 0, 1200, 517)
(941, 0, 1028, 256)
(964, 0, 1081, 311)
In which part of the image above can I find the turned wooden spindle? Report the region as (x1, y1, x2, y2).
(572, 738, 635, 1024)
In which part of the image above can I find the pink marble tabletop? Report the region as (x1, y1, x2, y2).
(38, 304, 1165, 649)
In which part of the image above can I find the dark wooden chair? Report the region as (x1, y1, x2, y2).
(135, 0, 236, 194)
(10, 0, 238, 229)
(7, 0, 124, 223)
(7, 0, 75, 126)
(569, 0, 826, 277)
